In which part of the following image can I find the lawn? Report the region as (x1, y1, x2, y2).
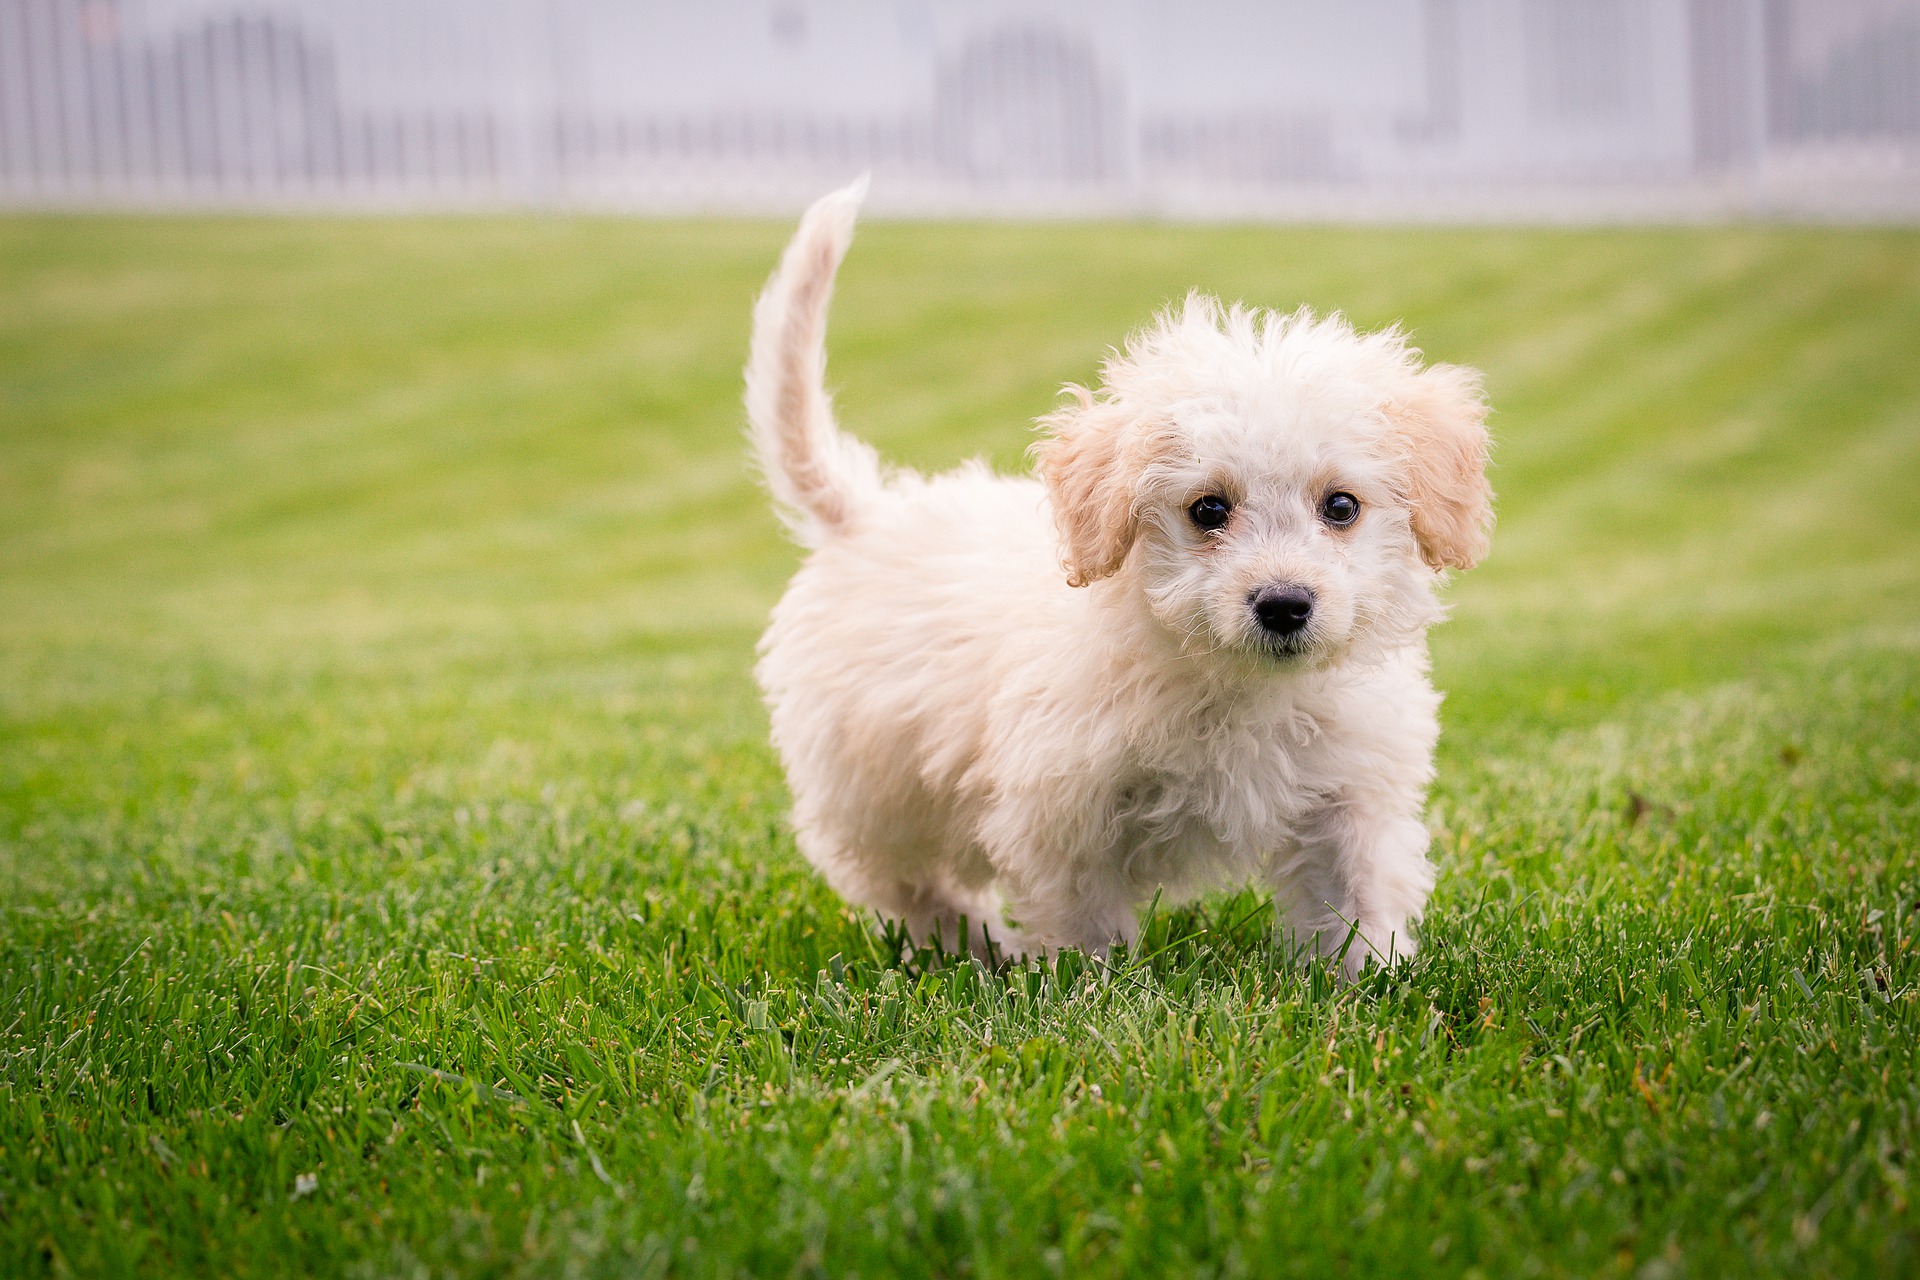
(1, 213, 1917, 1278)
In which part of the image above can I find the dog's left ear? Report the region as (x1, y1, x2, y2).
(1387, 362, 1493, 571)
(1033, 389, 1159, 588)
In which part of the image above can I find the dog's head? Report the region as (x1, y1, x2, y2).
(1033, 295, 1491, 668)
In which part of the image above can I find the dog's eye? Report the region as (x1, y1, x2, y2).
(1321, 491, 1361, 526)
(1188, 495, 1232, 531)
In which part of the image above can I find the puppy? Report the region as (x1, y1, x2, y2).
(747, 180, 1491, 976)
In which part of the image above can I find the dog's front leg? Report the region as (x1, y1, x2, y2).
(1272, 796, 1436, 978)
(979, 797, 1139, 961)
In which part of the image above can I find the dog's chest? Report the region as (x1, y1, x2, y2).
(1112, 701, 1330, 877)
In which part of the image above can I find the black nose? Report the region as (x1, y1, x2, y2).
(1251, 586, 1315, 637)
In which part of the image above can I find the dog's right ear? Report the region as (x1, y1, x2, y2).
(1032, 388, 1148, 588)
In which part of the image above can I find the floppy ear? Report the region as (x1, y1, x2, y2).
(1387, 362, 1493, 571)
(1032, 388, 1150, 588)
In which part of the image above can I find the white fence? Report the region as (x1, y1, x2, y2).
(3, 0, 1918, 219)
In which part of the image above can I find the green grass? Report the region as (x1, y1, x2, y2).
(1, 213, 1918, 1279)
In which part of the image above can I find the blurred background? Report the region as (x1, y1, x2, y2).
(4, 0, 1919, 221)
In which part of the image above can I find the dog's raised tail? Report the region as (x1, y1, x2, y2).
(746, 177, 883, 546)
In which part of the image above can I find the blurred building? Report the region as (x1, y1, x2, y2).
(2, 0, 1916, 218)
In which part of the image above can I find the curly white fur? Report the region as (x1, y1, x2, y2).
(747, 181, 1492, 976)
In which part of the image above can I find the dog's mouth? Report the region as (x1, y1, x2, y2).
(1253, 631, 1316, 662)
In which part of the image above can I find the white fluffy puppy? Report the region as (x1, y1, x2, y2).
(748, 182, 1491, 976)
